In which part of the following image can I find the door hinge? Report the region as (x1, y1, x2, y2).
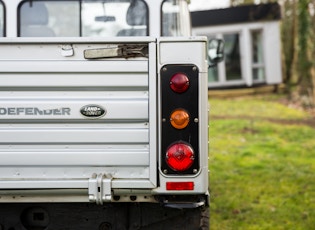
(88, 173, 112, 205)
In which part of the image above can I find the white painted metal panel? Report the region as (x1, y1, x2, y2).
(0, 179, 155, 189)
(0, 165, 150, 179)
(156, 38, 209, 194)
(0, 151, 149, 166)
(0, 39, 156, 193)
(0, 60, 147, 72)
(0, 73, 148, 87)
(0, 126, 148, 144)
(159, 38, 207, 72)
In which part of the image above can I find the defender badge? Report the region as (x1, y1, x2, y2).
(80, 105, 106, 118)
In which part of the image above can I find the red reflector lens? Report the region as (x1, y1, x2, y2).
(166, 142, 194, 172)
(170, 73, 189, 93)
(166, 182, 194, 191)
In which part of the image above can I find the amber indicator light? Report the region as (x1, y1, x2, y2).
(170, 109, 190, 129)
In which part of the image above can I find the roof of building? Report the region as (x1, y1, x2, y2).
(191, 3, 281, 27)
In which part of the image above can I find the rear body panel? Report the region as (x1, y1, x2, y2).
(0, 38, 157, 199)
(0, 1, 210, 229)
(0, 37, 208, 202)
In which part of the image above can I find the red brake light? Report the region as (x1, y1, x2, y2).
(170, 73, 189, 93)
(166, 142, 194, 172)
(166, 182, 194, 191)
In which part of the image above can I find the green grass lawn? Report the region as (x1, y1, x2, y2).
(209, 95, 315, 230)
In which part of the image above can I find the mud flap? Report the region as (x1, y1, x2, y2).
(129, 203, 209, 230)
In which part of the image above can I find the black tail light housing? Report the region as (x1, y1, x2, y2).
(160, 64, 199, 175)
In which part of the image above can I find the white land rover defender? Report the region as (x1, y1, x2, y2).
(0, 0, 223, 229)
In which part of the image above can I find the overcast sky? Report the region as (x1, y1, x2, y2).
(189, 0, 230, 11)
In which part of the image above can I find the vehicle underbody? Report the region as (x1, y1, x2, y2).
(0, 202, 209, 230)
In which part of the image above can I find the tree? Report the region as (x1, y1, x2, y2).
(310, 0, 315, 103)
(297, 0, 313, 104)
(230, 0, 276, 6)
(230, 0, 254, 6)
(281, 0, 298, 88)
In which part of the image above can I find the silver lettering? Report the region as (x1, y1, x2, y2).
(44, 109, 53, 115)
(0, 108, 6, 115)
(34, 108, 43, 115)
(53, 109, 61, 115)
(8, 108, 15, 115)
(16, 108, 24, 115)
(62, 108, 71, 115)
(25, 108, 33, 115)
(0, 107, 71, 116)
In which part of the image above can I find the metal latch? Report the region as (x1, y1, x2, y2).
(84, 44, 148, 59)
(61, 44, 74, 57)
(88, 173, 112, 205)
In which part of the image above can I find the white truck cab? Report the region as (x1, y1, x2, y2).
(0, 1, 219, 229)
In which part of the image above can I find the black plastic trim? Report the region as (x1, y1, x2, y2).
(160, 64, 200, 175)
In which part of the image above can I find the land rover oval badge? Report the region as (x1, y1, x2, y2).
(80, 105, 106, 118)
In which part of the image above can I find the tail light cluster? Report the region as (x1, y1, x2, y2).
(160, 64, 199, 175)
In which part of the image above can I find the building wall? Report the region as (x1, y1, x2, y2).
(192, 20, 282, 88)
